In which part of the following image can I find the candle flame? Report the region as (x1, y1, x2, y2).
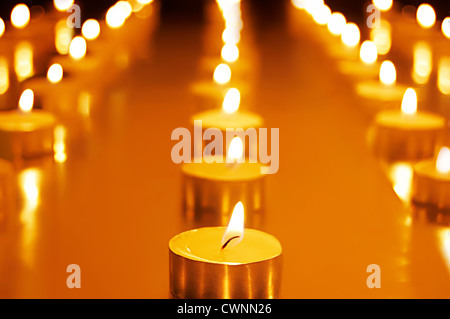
(213, 63, 231, 85)
(372, 0, 393, 12)
(360, 40, 378, 64)
(341, 22, 360, 48)
(53, 0, 74, 11)
(436, 147, 450, 174)
(106, 1, 132, 29)
(55, 19, 74, 55)
(222, 27, 241, 45)
(221, 202, 244, 250)
(312, 4, 331, 26)
(14, 41, 34, 81)
(0, 18, 5, 38)
(417, 4, 436, 29)
(227, 136, 244, 163)
(222, 88, 240, 114)
(47, 63, 63, 84)
(69, 36, 87, 60)
(221, 44, 239, 63)
(82, 19, 101, 41)
(379, 60, 396, 85)
(19, 89, 34, 113)
(11, 4, 30, 29)
(443, 18, 450, 39)
(327, 12, 346, 36)
(438, 57, 450, 95)
(401, 88, 417, 115)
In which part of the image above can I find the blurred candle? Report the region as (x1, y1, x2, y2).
(11, 4, 30, 29)
(417, 4, 436, 29)
(169, 202, 282, 299)
(0, 89, 56, 160)
(442, 17, 450, 39)
(438, 57, 450, 95)
(0, 57, 9, 95)
(82, 19, 101, 41)
(14, 41, 34, 82)
(370, 20, 391, 56)
(55, 19, 74, 55)
(327, 12, 346, 36)
(372, 0, 393, 12)
(412, 147, 450, 212)
(412, 42, 432, 85)
(373, 88, 445, 161)
(53, 0, 74, 11)
(341, 23, 360, 48)
(337, 40, 380, 79)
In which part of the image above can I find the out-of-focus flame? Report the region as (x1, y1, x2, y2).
(69, 36, 87, 60)
(222, 88, 240, 114)
(19, 89, 34, 113)
(327, 12, 346, 36)
(417, 3, 436, 29)
(221, 44, 239, 63)
(0, 18, 5, 38)
(222, 27, 241, 45)
(341, 22, 360, 47)
(11, 4, 30, 29)
(14, 42, 34, 81)
(360, 40, 378, 64)
(54, 125, 67, 163)
(439, 229, 450, 273)
(55, 19, 74, 55)
(401, 88, 417, 115)
(82, 19, 101, 40)
(379, 60, 396, 85)
(213, 63, 232, 85)
(372, 0, 393, 12)
(438, 57, 450, 95)
(53, 0, 74, 11)
(226, 136, 244, 163)
(137, 0, 154, 4)
(0, 57, 9, 95)
(389, 162, 414, 203)
(47, 63, 63, 84)
(304, 0, 324, 16)
(106, 2, 131, 29)
(412, 42, 432, 85)
(312, 4, 331, 26)
(291, 0, 307, 10)
(221, 202, 244, 250)
(370, 20, 391, 55)
(436, 147, 450, 174)
(442, 18, 450, 39)
(78, 91, 91, 117)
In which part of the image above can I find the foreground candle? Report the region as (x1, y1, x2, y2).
(0, 89, 56, 160)
(412, 147, 450, 213)
(0, 158, 14, 225)
(169, 202, 282, 299)
(182, 137, 266, 227)
(372, 88, 445, 161)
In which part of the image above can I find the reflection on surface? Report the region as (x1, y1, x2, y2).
(438, 57, 450, 95)
(388, 162, 414, 203)
(55, 19, 74, 55)
(14, 42, 34, 82)
(54, 125, 67, 163)
(412, 42, 432, 85)
(370, 20, 391, 56)
(439, 229, 450, 273)
(19, 168, 42, 267)
(0, 57, 9, 95)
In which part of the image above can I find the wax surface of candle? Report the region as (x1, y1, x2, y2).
(0, 111, 55, 132)
(170, 227, 281, 264)
(376, 110, 445, 130)
(183, 158, 263, 181)
(193, 109, 262, 130)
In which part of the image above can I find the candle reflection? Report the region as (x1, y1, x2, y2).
(55, 19, 74, 55)
(412, 42, 432, 85)
(14, 42, 34, 82)
(54, 125, 67, 163)
(19, 168, 42, 267)
(370, 20, 391, 56)
(439, 229, 450, 273)
(437, 57, 450, 95)
(388, 162, 414, 203)
(0, 57, 9, 95)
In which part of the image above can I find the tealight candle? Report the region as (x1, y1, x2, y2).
(372, 88, 445, 161)
(0, 89, 56, 160)
(169, 202, 282, 299)
(191, 88, 263, 155)
(412, 147, 450, 213)
(337, 40, 380, 79)
(182, 137, 266, 228)
(356, 60, 408, 105)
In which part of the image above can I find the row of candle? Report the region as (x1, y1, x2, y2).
(169, 0, 282, 299)
(292, 1, 450, 216)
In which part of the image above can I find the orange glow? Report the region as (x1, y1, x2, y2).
(19, 89, 34, 113)
(221, 44, 239, 63)
(401, 88, 417, 115)
(312, 5, 331, 25)
(438, 57, 450, 95)
(327, 12, 346, 36)
(370, 20, 391, 55)
(379, 60, 396, 85)
(213, 63, 232, 85)
(221, 202, 244, 250)
(11, 4, 30, 29)
(341, 23, 360, 47)
(372, 0, 393, 12)
(389, 163, 413, 203)
(222, 27, 241, 45)
(47, 64, 63, 84)
(417, 4, 436, 29)
(222, 88, 240, 114)
(54, 125, 67, 163)
(436, 147, 450, 174)
(69, 36, 87, 60)
(412, 42, 432, 85)
(0, 18, 5, 38)
(360, 41, 378, 64)
(226, 136, 244, 163)
(55, 19, 74, 55)
(442, 18, 450, 39)
(82, 19, 101, 41)
(0, 57, 9, 95)
(53, 0, 74, 11)
(14, 42, 34, 81)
